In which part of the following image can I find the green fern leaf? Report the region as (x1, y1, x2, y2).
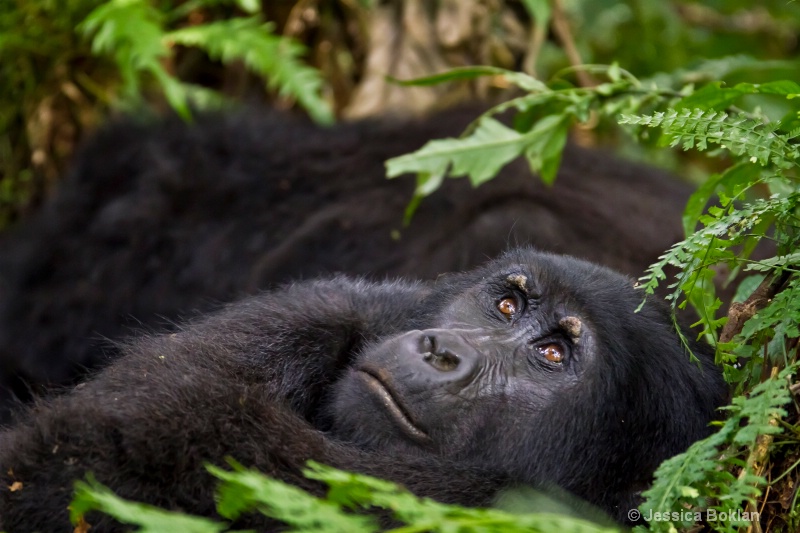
(71, 474, 225, 533)
(80, 0, 185, 113)
(641, 365, 796, 533)
(620, 108, 800, 169)
(166, 18, 332, 125)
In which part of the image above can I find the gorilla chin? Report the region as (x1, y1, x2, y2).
(0, 248, 727, 532)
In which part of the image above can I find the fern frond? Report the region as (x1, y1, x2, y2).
(79, 0, 169, 103)
(166, 17, 332, 125)
(637, 194, 800, 306)
(739, 278, 800, 343)
(785, 127, 800, 141)
(619, 109, 800, 169)
(641, 365, 795, 533)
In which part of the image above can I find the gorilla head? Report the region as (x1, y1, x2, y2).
(330, 250, 724, 513)
(0, 249, 726, 531)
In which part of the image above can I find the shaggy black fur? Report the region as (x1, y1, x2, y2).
(0, 249, 726, 531)
(0, 106, 694, 421)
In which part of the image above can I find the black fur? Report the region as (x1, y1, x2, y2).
(0, 107, 694, 420)
(0, 249, 727, 531)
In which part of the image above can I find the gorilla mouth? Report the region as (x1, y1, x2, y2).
(357, 368, 429, 442)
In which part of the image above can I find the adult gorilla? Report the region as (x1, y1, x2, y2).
(0, 106, 695, 421)
(0, 249, 727, 531)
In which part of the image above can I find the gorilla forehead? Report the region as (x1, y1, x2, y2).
(431, 248, 638, 320)
(495, 247, 635, 293)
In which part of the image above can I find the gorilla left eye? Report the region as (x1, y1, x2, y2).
(538, 343, 564, 363)
(497, 297, 518, 317)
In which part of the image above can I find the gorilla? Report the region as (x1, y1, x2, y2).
(0, 249, 727, 531)
(0, 106, 696, 422)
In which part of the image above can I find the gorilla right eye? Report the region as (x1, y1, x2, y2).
(496, 297, 518, 317)
(538, 343, 564, 363)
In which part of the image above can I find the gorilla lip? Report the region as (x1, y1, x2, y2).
(356, 368, 430, 442)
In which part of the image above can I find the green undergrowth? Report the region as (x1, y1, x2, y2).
(70, 461, 618, 533)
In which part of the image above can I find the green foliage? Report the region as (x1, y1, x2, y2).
(79, 0, 332, 123)
(736, 278, 800, 367)
(165, 18, 333, 124)
(383, 43, 800, 533)
(0, 0, 337, 228)
(639, 365, 796, 533)
(71, 461, 619, 533)
(208, 460, 375, 530)
(385, 59, 799, 225)
(619, 108, 800, 168)
(71, 474, 226, 533)
(0, 0, 101, 227)
(633, 193, 796, 329)
(620, 86, 800, 393)
(385, 64, 644, 215)
(80, 0, 190, 114)
(557, 0, 800, 81)
(386, 99, 568, 220)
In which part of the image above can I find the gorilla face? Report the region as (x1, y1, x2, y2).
(330, 252, 631, 460)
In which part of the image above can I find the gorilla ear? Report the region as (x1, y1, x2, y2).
(559, 316, 582, 343)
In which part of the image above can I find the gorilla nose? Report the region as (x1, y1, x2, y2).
(420, 334, 461, 372)
(416, 329, 480, 380)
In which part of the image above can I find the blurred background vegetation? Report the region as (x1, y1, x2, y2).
(2, 0, 800, 229)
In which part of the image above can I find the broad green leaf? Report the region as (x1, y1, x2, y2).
(674, 82, 752, 111)
(491, 92, 563, 117)
(208, 463, 376, 531)
(755, 80, 800, 96)
(676, 80, 800, 112)
(521, 0, 551, 32)
(607, 62, 622, 83)
(386, 116, 526, 188)
(389, 66, 547, 92)
(70, 475, 225, 533)
(732, 274, 766, 304)
(523, 114, 569, 185)
(236, 0, 260, 14)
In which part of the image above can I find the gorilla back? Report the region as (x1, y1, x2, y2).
(0, 106, 696, 421)
(0, 249, 726, 531)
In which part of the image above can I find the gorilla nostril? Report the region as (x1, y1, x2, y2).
(422, 347, 460, 372)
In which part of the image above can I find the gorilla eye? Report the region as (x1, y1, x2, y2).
(538, 343, 564, 363)
(497, 297, 518, 317)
